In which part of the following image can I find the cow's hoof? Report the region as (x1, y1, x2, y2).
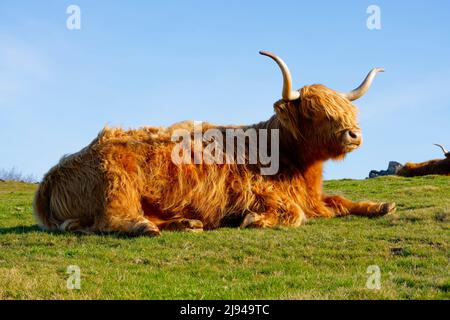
(144, 227, 162, 237)
(168, 219, 203, 232)
(180, 219, 204, 232)
(161, 219, 203, 232)
(185, 228, 204, 233)
(136, 222, 161, 237)
(240, 213, 259, 228)
(184, 219, 203, 229)
(380, 202, 396, 216)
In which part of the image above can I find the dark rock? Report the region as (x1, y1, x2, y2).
(387, 161, 404, 174)
(368, 161, 404, 179)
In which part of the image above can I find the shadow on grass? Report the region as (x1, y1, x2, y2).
(0, 225, 82, 237)
(0, 224, 161, 239)
(0, 224, 285, 238)
(0, 225, 42, 235)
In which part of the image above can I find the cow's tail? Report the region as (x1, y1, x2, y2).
(33, 179, 86, 232)
(33, 179, 59, 231)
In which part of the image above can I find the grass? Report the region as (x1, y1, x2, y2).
(0, 176, 449, 300)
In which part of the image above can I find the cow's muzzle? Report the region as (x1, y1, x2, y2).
(343, 129, 362, 150)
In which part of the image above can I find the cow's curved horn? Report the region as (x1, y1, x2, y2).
(260, 51, 300, 101)
(434, 144, 449, 155)
(340, 68, 385, 101)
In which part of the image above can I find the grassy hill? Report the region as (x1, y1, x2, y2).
(0, 176, 448, 300)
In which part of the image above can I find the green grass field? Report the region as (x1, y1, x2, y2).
(0, 176, 448, 300)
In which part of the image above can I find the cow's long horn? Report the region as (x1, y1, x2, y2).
(260, 51, 300, 101)
(434, 144, 449, 155)
(340, 68, 385, 101)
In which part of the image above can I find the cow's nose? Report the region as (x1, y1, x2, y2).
(344, 129, 362, 146)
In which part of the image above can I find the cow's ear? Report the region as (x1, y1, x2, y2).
(274, 101, 290, 125)
(274, 100, 300, 139)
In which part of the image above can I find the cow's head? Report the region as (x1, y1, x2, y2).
(261, 51, 383, 161)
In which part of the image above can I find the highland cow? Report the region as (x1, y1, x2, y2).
(33, 51, 396, 236)
(397, 144, 450, 177)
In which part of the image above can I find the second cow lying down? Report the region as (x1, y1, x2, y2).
(397, 144, 450, 177)
(33, 51, 396, 236)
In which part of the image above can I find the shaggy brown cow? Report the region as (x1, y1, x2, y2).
(33, 51, 396, 236)
(397, 144, 450, 177)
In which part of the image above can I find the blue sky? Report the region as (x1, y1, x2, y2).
(1, 0, 449, 180)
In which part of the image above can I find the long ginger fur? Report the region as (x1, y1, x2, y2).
(33, 85, 395, 235)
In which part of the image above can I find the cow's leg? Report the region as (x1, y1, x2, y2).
(96, 214, 161, 236)
(240, 187, 307, 229)
(240, 205, 307, 229)
(147, 216, 204, 233)
(141, 197, 204, 233)
(323, 195, 396, 217)
(240, 211, 279, 229)
(95, 189, 161, 236)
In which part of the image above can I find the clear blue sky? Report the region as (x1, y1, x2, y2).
(1, 0, 449, 180)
